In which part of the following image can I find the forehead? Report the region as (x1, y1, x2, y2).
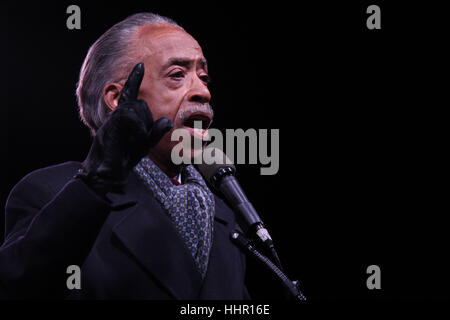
(135, 24, 205, 66)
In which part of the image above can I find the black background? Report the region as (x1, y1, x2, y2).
(1, 0, 448, 301)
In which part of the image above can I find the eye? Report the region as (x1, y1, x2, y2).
(169, 70, 185, 79)
(200, 74, 211, 85)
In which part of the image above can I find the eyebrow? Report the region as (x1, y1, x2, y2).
(161, 57, 208, 72)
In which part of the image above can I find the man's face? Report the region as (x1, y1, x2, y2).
(133, 24, 212, 173)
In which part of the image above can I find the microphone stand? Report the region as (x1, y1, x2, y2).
(231, 230, 306, 301)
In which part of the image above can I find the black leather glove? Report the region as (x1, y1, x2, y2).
(76, 63, 173, 196)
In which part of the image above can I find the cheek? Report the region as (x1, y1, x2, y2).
(150, 102, 180, 126)
(141, 82, 184, 122)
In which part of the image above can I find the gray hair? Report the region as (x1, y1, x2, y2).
(76, 13, 182, 136)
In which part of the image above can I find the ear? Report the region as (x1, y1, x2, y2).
(103, 83, 123, 111)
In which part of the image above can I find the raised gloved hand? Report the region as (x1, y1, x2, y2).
(76, 63, 173, 196)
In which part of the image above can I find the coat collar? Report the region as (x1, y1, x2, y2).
(109, 171, 234, 299)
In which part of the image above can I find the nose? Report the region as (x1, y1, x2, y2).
(186, 74, 211, 104)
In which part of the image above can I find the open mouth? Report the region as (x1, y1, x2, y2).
(183, 112, 212, 130)
(181, 111, 213, 145)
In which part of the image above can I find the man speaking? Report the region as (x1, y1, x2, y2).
(0, 13, 249, 299)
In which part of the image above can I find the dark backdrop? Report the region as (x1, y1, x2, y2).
(1, 1, 447, 300)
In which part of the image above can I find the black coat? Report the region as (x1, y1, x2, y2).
(0, 161, 249, 299)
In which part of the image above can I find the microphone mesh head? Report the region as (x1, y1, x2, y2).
(196, 147, 235, 183)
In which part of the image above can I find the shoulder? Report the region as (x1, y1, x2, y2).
(3, 161, 83, 243)
(9, 161, 83, 196)
(18, 161, 82, 189)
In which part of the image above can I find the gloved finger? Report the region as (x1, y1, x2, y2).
(133, 100, 155, 132)
(118, 62, 145, 104)
(147, 117, 173, 148)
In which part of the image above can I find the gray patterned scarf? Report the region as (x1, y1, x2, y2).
(133, 157, 215, 279)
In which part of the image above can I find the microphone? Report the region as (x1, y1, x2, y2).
(197, 149, 306, 300)
(196, 148, 273, 245)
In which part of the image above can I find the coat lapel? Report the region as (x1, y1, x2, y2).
(213, 195, 234, 226)
(111, 172, 203, 300)
(199, 196, 241, 296)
